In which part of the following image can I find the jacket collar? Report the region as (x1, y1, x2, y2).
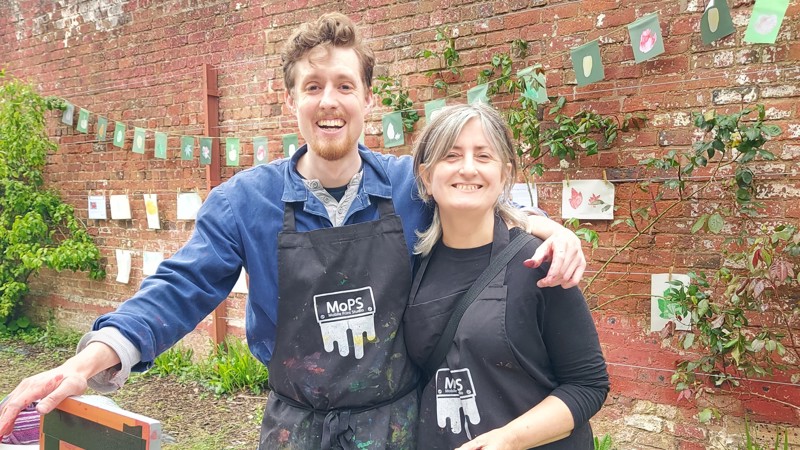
(281, 144, 393, 203)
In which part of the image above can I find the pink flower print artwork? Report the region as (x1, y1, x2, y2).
(755, 14, 778, 35)
(202, 145, 211, 160)
(256, 145, 266, 162)
(588, 193, 602, 206)
(569, 188, 584, 209)
(639, 29, 657, 53)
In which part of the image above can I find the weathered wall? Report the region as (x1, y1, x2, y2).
(1, 0, 798, 447)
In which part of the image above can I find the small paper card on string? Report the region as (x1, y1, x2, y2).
(199, 137, 213, 165)
(561, 179, 615, 220)
(511, 183, 538, 209)
(115, 249, 132, 284)
(650, 273, 692, 332)
(282, 134, 299, 157)
(61, 102, 75, 126)
(97, 117, 108, 141)
(701, 0, 735, 45)
(113, 122, 126, 148)
(76, 109, 90, 133)
(358, 132, 365, 146)
(252, 137, 268, 166)
(226, 137, 240, 166)
(133, 127, 146, 154)
(181, 136, 195, 160)
(571, 40, 605, 87)
(142, 251, 164, 276)
(109, 194, 132, 220)
(87, 194, 107, 220)
(382, 112, 404, 148)
(628, 13, 665, 63)
(467, 83, 489, 104)
(424, 98, 447, 123)
(177, 192, 203, 220)
(231, 268, 249, 294)
(143, 193, 160, 229)
(517, 66, 548, 103)
(154, 132, 168, 159)
(744, 0, 789, 44)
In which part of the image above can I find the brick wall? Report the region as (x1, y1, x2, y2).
(1, 0, 798, 446)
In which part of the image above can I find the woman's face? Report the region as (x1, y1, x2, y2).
(421, 117, 510, 217)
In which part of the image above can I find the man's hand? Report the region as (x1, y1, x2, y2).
(0, 367, 89, 436)
(524, 227, 586, 288)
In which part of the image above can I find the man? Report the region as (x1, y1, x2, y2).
(0, 13, 585, 449)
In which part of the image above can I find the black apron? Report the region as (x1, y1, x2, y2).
(405, 217, 593, 449)
(259, 198, 418, 450)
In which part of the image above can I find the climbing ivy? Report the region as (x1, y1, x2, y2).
(0, 72, 105, 322)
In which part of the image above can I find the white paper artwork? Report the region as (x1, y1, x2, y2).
(177, 192, 203, 221)
(231, 268, 249, 294)
(115, 249, 132, 284)
(87, 195, 107, 220)
(650, 273, 692, 332)
(561, 179, 615, 220)
(109, 194, 132, 220)
(510, 183, 538, 209)
(142, 251, 164, 276)
(143, 194, 160, 229)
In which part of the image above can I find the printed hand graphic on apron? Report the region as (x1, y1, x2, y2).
(435, 368, 480, 434)
(259, 198, 418, 450)
(314, 287, 376, 359)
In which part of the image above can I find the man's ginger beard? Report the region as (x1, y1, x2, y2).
(307, 121, 357, 161)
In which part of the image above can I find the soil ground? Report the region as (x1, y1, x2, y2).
(0, 338, 263, 449)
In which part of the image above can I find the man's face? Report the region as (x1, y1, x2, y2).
(286, 46, 373, 161)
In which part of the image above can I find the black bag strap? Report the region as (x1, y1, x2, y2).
(421, 232, 534, 379)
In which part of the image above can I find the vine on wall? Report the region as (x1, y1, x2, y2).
(0, 72, 105, 327)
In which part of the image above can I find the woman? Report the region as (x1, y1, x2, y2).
(404, 103, 609, 449)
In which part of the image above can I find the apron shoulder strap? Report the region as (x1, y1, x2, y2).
(421, 232, 534, 379)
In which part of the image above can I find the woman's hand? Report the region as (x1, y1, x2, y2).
(525, 226, 586, 289)
(454, 426, 520, 450)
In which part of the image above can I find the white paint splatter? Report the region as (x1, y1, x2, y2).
(596, 14, 605, 27)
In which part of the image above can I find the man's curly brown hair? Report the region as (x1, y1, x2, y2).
(281, 13, 375, 94)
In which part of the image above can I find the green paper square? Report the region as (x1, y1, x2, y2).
(113, 122, 126, 148)
(358, 132, 365, 146)
(225, 137, 240, 166)
(628, 13, 665, 63)
(154, 132, 168, 159)
(282, 134, 299, 158)
(253, 137, 268, 165)
(571, 40, 605, 87)
(517, 66, 548, 103)
(424, 99, 447, 123)
(180, 136, 194, 160)
(382, 112, 404, 148)
(96, 117, 108, 141)
(744, 0, 789, 44)
(199, 138, 213, 165)
(701, 0, 735, 45)
(132, 127, 146, 154)
(61, 102, 74, 126)
(467, 84, 489, 105)
(76, 109, 90, 133)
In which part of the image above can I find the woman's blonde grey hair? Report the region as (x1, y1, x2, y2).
(412, 103, 527, 256)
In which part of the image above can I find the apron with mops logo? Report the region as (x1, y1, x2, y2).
(258, 198, 418, 450)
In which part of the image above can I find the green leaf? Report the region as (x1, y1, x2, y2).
(707, 213, 724, 234)
(762, 124, 781, 137)
(698, 408, 713, 423)
(683, 333, 695, 349)
(691, 214, 709, 234)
